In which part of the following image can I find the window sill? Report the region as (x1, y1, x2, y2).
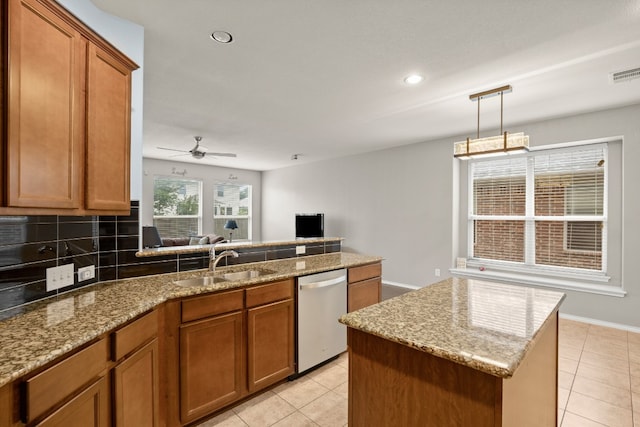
(449, 268, 626, 297)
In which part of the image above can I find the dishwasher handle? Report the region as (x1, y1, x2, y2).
(299, 275, 346, 290)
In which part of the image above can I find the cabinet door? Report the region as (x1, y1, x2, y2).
(6, 0, 85, 209)
(85, 43, 131, 211)
(113, 339, 159, 427)
(179, 311, 244, 423)
(36, 376, 109, 427)
(247, 299, 295, 392)
(348, 277, 381, 312)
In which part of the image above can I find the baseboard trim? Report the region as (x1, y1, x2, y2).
(559, 313, 640, 334)
(381, 280, 421, 290)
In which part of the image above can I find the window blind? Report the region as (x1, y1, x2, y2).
(471, 157, 527, 263)
(469, 143, 607, 273)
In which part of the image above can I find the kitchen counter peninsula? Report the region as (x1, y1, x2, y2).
(339, 277, 565, 427)
(0, 252, 380, 389)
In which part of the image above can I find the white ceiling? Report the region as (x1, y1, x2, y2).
(90, 0, 640, 171)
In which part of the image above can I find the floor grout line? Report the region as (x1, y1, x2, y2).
(202, 320, 636, 427)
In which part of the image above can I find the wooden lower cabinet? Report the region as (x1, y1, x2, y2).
(179, 311, 244, 423)
(113, 339, 159, 427)
(347, 277, 381, 312)
(0, 383, 20, 427)
(173, 280, 295, 425)
(347, 314, 559, 427)
(23, 338, 109, 424)
(347, 263, 381, 312)
(36, 376, 109, 427)
(247, 298, 295, 392)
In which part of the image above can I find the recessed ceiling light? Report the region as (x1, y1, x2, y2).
(404, 74, 424, 85)
(211, 31, 233, 43)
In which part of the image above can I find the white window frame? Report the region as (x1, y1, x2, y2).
(452, 139, 625, 297)
(152, 176, 203, 237)
(213, 183, 252, 241)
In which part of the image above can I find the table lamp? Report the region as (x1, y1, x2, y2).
(224, 220, 238, 242)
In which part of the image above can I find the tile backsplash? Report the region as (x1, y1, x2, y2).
(0, 202, 142, 318)
(0, 202, 342, 319)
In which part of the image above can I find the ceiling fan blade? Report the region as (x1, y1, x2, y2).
(169, 153, 190, 158)
(157, 147, 187, 153)
(205, 152, 237, 158)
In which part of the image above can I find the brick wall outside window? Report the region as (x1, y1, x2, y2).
(473, 175, 602, 270)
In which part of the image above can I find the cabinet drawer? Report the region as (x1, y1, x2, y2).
(348, 263, 381, 283)
(182, 289, 244, 323)
(23, 337, 108, 423)
(246, 279, 293, 308)
(36, 376, 109, 427)
(348, 277, 381, 312)
(112, 310, 158, 361)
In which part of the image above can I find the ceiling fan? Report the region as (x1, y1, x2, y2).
(157, 136, 237, 160)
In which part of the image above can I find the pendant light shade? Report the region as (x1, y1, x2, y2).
(453, 85, 529, 158)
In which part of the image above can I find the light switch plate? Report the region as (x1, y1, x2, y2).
(296, 245, 306, 255)
(46, 264, 75, 291)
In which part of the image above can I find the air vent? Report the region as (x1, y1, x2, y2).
(610, 67, 640, 84)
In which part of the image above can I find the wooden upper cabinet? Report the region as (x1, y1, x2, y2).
(86, 43, 132, 211)
(2, 0, 137, 214)
(6, 0, 85, 209)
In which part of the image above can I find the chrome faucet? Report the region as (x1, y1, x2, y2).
(209, 249, 239, 273)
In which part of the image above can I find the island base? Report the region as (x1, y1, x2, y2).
(346, 313, 558, 427)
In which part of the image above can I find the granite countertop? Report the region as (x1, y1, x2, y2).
(136, 236, 343, 257)
(0, 252, 380, 388)
(339, 277, 565, 378)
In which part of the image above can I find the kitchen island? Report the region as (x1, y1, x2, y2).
(339, 277, 565, 427)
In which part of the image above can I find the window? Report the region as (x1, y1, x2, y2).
(468, 143, 607, 276)
(153, 177, 202, 237)
(213, 183, 252, 240)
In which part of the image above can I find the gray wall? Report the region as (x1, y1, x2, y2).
(142, 158, 262, 241)
(262, 103, 640, 328)
(262, 139, 455, 288)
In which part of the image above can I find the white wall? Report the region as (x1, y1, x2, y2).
(142, 159, 262, 240)
(262, 103, 640, 328)
(57, 0, 144, 201)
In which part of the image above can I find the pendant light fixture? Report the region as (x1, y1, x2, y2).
(453, 85, 529, 158)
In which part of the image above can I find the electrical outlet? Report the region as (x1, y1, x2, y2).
(78, 265, 95, 282)
(296, 245, 306, 255)
(46, 264, 75, 291)
(435, 268, 441, 277)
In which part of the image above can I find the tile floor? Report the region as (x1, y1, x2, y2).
(197, 318, 639, 427)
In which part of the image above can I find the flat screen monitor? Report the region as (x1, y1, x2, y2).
(295, 213, 324, 238)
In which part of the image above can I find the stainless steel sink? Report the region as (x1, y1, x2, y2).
(221, 269, 276, 281)
(173, 268, 277, 287)
(174, 276, 228, 287)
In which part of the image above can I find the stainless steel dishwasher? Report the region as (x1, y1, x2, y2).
(297, 268, 347, 373)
